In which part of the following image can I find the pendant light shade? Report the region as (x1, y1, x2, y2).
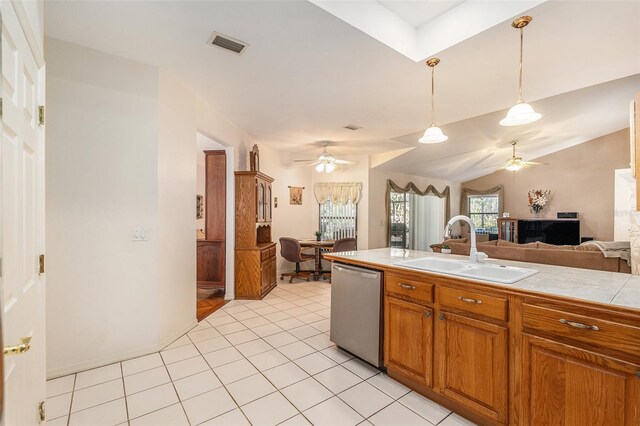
(419, 58, 448, 144)
(419, 125, 448, 144)
(500, 101, 542, 127)
(500, 16, 541, 127)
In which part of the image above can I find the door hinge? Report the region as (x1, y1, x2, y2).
(39, 254, 45, 275)
(38, 105, 45, 126)
(0, 98, 3, 118)
(38, 401, 45, 421)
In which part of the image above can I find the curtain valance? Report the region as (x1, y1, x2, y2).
(314, 182, 363, 205)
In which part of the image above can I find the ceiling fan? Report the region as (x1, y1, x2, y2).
(293, 143, 357, 173)
(491, 140, 547, 171)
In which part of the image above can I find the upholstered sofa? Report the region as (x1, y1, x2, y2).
(431, 239, 631, 273)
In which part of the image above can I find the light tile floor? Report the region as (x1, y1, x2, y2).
(46, 282, 478, 426)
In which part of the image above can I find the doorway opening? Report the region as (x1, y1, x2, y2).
(196, 133, 229, 320)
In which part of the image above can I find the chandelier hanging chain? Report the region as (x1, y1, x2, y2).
(519, 26, 524, 102)
(431, 64, 436, 126)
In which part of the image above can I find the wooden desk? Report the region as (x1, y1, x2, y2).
(298, 239, 334, 281)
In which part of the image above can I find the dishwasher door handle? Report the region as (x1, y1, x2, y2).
(332, 265, 380, 280)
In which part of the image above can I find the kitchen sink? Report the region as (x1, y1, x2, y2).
(394, 257, 538, 284)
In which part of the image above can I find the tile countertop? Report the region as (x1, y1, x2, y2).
(326, 248, 640, 312)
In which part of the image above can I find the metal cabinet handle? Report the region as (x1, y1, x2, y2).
(399, 283, 416, 290)
(559, 319, 599, 331)
(458, 296, 482, 304)
(439, 313, 445, 320)
(4, 337, 31, 356)
(424, 311, 432, 318)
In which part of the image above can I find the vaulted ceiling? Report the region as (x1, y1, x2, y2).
(45, 0, 640, 181)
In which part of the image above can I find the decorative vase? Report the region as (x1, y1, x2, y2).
(441, 248, 452, 254)
(530, 205, 543, 218)
(316, 235, 321, 242)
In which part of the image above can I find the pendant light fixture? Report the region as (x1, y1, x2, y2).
(500, 16, 542, 127)
(419, 58, 448, 144)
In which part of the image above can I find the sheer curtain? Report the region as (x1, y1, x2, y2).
(408, 194, 446, 251)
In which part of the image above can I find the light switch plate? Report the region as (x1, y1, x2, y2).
(132, 227, 148, 241)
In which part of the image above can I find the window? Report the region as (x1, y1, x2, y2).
(389, 192, 410, 248)
(319, 198, 357, 240)
(468, 195, 499, 234)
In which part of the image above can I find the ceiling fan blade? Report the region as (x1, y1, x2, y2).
(305, 161, 321, 167)
(334, 159, 357, 165)
(523, 161, 548, 166)
(292, 159, 316, 162)
(483, 163, 507, 170)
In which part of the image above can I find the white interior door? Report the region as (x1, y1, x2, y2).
(0, 3, 46, 424)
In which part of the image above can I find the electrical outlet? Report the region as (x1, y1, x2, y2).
(132, 227, 148, 241)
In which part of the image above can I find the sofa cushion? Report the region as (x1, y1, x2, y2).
(536, 242, 576, 251)
(497, 240, 537, 248)
(445, 238, 467, 244)
(574, 244, 601, 252)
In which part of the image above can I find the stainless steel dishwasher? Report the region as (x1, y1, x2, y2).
(330, 262, 383, 368)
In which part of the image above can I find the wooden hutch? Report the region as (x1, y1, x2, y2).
(197, 151, 227, 292)
(234, 171, 277, 299)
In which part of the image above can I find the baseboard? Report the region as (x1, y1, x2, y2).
(159, 319, 198, 350)
(46, 320, 197, 380)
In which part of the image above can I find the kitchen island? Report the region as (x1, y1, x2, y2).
(323, 248, 640, 426)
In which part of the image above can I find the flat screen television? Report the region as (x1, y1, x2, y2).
(517, 219, 580, 245)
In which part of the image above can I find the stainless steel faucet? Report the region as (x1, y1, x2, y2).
(443, 215, 488, 263)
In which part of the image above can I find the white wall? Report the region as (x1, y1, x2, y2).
(46, 38, 162, 376)
(614, 169, 636, 241)
(157, 73, 198, 343)
(45, 38, 261, 376)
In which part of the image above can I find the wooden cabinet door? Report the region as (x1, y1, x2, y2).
(436, 312, 508, 424)
(260, 258, 270, 291)
(522, 334, 640, 426)
(269, 255, 277, 286)
(265, 184, 272, 222)
(257, 180, 265, 222)
(384, 297, 433, 386)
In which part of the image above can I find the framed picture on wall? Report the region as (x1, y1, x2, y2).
(196, 195, 204, 219)
(289, 186, 303, 205)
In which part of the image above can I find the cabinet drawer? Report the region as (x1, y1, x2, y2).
(523, 304, 640, 358)
(260, 248, 270, 262)
(269, 246, 276, 258)
(438, 287, 508, 322)
(385, 274, 433, 304)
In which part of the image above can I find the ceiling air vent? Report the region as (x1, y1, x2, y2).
(344, 124, 362, 131)
(208, 32, 248, 55)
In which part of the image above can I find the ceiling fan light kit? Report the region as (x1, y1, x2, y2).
(419, 57, 448, 144)
(294, 143, 356, 173)
(505, 161, 524, 171)
(315, 161, 336, 173)
(501, 15, 542, 127)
